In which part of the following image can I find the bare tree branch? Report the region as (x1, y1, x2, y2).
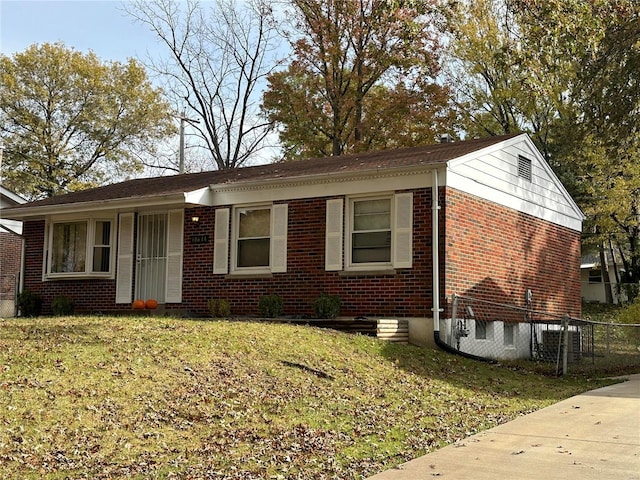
(124, 0, 284, 171)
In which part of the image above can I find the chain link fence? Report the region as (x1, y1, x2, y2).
(440, 294, 640, 376)
(0, 274, 18, 318)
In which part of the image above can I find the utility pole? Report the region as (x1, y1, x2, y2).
(177, 111, 200, 174)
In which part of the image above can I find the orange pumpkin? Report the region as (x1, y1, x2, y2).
(145, 299, 158, 310)
(132, 299, 145, 310)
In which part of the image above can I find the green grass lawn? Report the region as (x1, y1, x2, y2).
(0, 316, 619, 479)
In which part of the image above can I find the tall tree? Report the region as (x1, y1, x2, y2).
(444, 0, 578, 165)
(125, 0, 283, 171)
(262, 0, 451, 159)
(0, 42, 173, 200)
(448, 0, 640, 297)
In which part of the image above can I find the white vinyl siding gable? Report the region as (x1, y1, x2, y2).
(115, 212, 134, 304)
(165, 209, 184, 303)
(446, 135, 584, 231)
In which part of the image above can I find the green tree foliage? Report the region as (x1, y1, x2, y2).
(447, 0, 640, 294)
(262, 0, 454, 159)
(517, 0, 640, 291)
(444, 0, 577, 164)
(0, 43, 173, 200)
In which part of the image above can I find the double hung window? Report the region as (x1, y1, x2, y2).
(47, 218, 114, 277)
(325, 192, 412, 272)
(213, 203, 287, 275)
(236, 207, 271, 269)
(350, 198, 392, 265)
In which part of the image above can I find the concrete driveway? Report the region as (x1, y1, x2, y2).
(368, 374, 640, 480)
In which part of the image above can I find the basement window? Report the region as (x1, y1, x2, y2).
(504, 323, 515, 347)
(475, 320, 488, 340)
(517, 155, 532, 182)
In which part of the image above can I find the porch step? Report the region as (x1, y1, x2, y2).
(376, 318, 409, 343)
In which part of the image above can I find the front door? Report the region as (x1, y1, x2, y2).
(136, 213, 167, 303)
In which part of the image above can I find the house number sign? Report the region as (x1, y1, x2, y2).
(190, 234, 210, 244)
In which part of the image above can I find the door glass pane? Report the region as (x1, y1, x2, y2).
(51, 222, 87, 273)
(504, 323, 515, 346)
(136, 214, 167, 303)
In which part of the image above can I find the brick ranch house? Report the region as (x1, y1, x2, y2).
(0, 185, 25, 317)
(3, 133, 584, 347)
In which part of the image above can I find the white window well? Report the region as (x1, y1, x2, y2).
(46, 217, 115, 278)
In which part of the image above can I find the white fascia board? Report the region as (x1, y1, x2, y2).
(0, 186, 26, 205)
(1, 193, 189, 220)
(208, 167, 439, 205)
(0, 219, 23, 235)
(184, 186, 215, 206)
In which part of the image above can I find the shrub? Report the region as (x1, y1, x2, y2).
(52, 296, 75, 316)
(314, 293, 341, 319)
(258, 295, 284, 318)
(208, 299, 231, 318)
(16, 290, 43, 317)
(616, 298, 640, 345)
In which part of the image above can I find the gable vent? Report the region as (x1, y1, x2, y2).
(517, 155, 532, 181)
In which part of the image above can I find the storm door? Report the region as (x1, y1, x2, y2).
(135, 213, 167, 303)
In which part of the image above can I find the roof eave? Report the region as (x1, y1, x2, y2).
(208, 162, 447, 192)
(1, 192, 190, 220)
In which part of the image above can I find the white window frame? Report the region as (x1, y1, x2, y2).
(475, 320, 493, 341)
(346, 194, 394, 270)
(231, 204, 273, 274)
(44, 215, 116, 279)
(503, 323, 516, 348)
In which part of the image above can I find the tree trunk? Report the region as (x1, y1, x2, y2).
(599, 244, 613, 304)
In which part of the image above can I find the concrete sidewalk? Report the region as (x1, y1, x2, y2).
(368, 374, 640, 480)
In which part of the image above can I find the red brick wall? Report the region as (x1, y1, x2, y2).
(0, 231, 23, 304)
(22, 220, 123, 315)
(20, 186, 581, 319)
(441, 188, 582, 318)
(181, 191, 435, 317)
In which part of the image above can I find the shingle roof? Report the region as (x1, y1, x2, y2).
(10, 133, 520, 210)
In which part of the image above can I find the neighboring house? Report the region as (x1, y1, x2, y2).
(0, 185, 26, 317)
(581, 251, 628, 304)
(2, 134, 585, 348)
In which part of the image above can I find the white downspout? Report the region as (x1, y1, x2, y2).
(432, 169, 441, 334)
